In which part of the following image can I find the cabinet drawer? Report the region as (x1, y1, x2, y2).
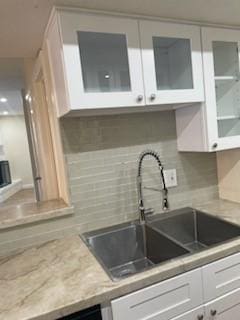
(202, 252, 240, 302)
(111, 269, 203, 320)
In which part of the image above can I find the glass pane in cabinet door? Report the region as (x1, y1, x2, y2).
(77, 31, 131, 93)
(213, 41, 239, 77)
(212, 41, 240, 138)
(152, 37, 193, 90)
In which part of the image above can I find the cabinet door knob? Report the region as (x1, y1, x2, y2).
(197, 315, 204, 320)
(150, 93, 156, 101)
(212, 143, 218, 149)
(210, 309, 217, 316)
(137, 95, 143, 102)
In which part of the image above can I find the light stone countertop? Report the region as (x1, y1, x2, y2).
(0, 199, 74, 230)
(1, 198, 240, 320)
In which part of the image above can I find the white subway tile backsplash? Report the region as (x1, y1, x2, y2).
(61, 111, 218, 227)
(0, 110, 218, 254)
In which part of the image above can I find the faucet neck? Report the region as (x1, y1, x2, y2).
(137, 149, 169, 219)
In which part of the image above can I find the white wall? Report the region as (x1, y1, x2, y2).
(0, 115, 33, 187)
(0, 131, 4, 160)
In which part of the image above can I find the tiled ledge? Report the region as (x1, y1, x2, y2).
(0, 199, 74, 229)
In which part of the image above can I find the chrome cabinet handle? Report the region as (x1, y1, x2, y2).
(210, 310, 217, 316)
(137, 95, 143, 102)
(150, 93, 156, 101)
(197, 315, 204, 320)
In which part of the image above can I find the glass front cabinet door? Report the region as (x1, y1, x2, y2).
(57, 11, 145, 111)
(139, 21, 204, 105)
(202, 27, 240, 150)
(47, 10, 205, 116)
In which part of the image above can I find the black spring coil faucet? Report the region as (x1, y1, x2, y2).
(137, 149, 169, 223)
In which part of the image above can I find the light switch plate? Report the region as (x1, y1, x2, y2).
(163, 169, 177, 188)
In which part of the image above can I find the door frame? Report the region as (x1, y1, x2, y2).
(22, 89, 41, 201)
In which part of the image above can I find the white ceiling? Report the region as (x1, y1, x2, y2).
(2, 0, 240, 58)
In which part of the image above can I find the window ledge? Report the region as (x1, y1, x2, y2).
(0, 199, 74, 230)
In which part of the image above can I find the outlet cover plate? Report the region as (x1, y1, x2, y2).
(163, 169, 177, 188)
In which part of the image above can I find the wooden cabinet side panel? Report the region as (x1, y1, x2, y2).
(40, 46, 71, 204)
(32, 80, 59, 200)
(217, 149, 240, 203)
(46, 14, 70, 117)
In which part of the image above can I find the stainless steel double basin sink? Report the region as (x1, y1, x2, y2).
(82, 208, 240, 281)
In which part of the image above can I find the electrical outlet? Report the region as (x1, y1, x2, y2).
(163, 169, 177, 188)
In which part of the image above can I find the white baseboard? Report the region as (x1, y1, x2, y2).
(22, 183, 34, 190)
(0, 179, 22, 203)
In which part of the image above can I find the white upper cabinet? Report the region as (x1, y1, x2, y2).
(176, 27, 240, 152)
(202, 27, 240, 150)
(58, 11, 145, 111)
(46, 10, 205, 116)
(139, 21, 204, 105)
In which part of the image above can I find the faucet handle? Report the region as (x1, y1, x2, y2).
(144, 208, 155, 216)
(162, 197, 169, 211)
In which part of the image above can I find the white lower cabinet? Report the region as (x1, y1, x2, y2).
(205, 288, 240, 320)
(169, 306, 205, 320)
(202, 252, 240, 302)
(111, 269, 203, 320)
(110, 253, 240, 320)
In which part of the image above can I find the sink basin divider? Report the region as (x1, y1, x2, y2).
(146, 223, 192, 254)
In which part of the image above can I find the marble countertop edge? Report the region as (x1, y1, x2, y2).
(0, 201, 74, 230)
